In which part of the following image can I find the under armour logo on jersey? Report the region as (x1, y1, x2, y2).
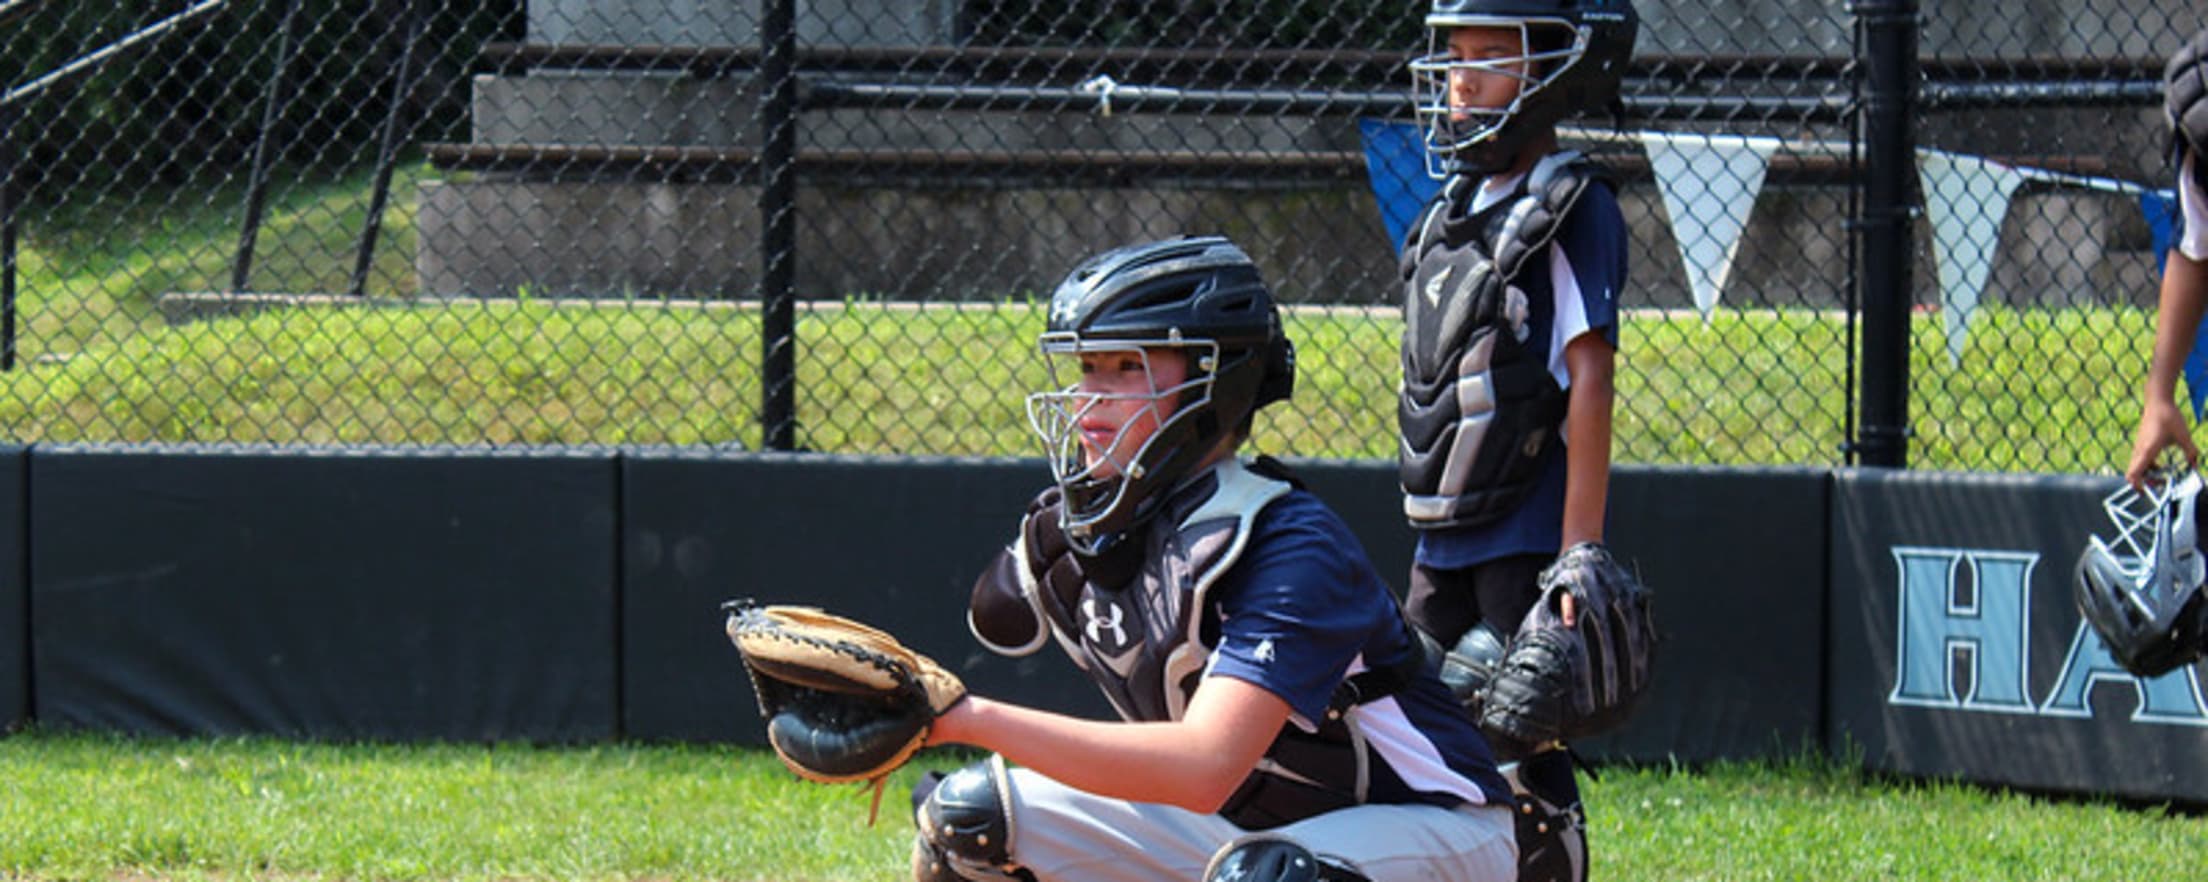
(1083, 597, 1130, 650)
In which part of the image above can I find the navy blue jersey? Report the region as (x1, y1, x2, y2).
(1415, 166, 1629, 569)
(1204, 486, 1514, 809)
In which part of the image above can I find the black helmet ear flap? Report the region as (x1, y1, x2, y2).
(1256, 335, 1296, 409)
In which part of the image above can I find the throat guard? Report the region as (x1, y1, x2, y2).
(1398, 153, 1608, 529)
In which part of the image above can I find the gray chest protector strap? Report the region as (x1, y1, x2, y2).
(966, 459, 1427, 829)
(1397, 153, 1608, 530)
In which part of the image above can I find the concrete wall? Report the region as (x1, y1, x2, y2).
(522, 0, 2189, 59)
(528, 0, 958, 48)
(418, 1, 2176, 307)
(1638, 0, 2183, 60)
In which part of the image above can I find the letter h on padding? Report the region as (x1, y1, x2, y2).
(1888, 547, 2036, 713)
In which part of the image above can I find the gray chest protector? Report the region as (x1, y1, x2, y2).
(1398, 153, 1609, 530)
(971, 459, 1424, 829)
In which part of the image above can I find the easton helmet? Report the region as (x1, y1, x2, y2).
(2074, 469, 2208, 678)
(1409, 0, 1638, 177)
(1026, 236, 1295, 555)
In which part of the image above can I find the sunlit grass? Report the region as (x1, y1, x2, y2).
(2, 732, 2198, 882)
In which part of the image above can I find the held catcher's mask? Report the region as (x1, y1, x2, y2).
(1409, 0, 1638, 178)
(1023, 236, 1293, 557)
(2074, 469, 2208, 678)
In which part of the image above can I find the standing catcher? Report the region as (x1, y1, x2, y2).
(2127, 25, 2208, 491)
(1396, 2, 1650, 881)
(924, 235, 1519, 882)
(2074, 26, 2208, 680)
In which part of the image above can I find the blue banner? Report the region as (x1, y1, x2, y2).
(1357, 119, 1442, 253)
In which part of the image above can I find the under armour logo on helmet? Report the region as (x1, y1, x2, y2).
(1049, 289, 1082, 326)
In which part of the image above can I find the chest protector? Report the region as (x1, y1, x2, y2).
(977, 460, 1418, 829)
(1398, 152, 1610, 530)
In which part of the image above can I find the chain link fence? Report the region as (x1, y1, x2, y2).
(0, 0, 2192, 472)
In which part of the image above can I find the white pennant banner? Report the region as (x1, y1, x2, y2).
(1917, 149, 2028, 367)
(1643, 131, 1779, 320)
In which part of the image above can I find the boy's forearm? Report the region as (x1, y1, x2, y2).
(1560, 338, 1615, 547)
(2146, 252, 2208, 404)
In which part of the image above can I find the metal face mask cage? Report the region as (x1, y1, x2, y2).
(1408, 16, 1588, 179)
(2082, 469, 2207, 629)
(1024, 334, 1220, 552)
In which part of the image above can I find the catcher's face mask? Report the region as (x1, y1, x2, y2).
(1026, 336, 1215, 553)
(2075, 468, 2208, 674)
(1410, 19, 1583, 176)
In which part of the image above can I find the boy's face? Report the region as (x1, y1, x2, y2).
(1064, 345, 1191, 479)
(1445, 25, 1535, 114)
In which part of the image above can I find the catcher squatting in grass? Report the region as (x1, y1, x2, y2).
(0, 732, 2200, 881)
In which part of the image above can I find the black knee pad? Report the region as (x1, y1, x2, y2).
(915, 758, 1019, 879)
(1203, 836, 1369, 882)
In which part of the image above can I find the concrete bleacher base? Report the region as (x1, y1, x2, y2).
(411, 174, 2158, 310)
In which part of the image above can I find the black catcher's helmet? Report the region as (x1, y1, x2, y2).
(1026, 236, 1295, 554)
(2165, 27, 2208, 191)
(1409, 0, 1639, 177)
(2074, 470, 2208, 678)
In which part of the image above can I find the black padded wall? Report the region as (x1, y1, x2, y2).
(1587, 466, 1830, 762)
(0, 446, 23, 731)
(1830, 470, 2208, 802)
(30, 446, 620, 741)
(1295, 460, 1832, 763)
(621, 452, 1110, 742)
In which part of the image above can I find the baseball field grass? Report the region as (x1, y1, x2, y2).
(2, 730, 2199, 881)
(0, 283, 2158, 475)
(0, 161, 2160, 473)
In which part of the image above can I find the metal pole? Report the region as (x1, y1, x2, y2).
(1852, 0, 1917, 468)
(349, 0, 424, 298)
(0, 0, 230, 109)
(759, 0, 798, 451)
(233, 0, 304, 293)
(1, 103, 16, 372)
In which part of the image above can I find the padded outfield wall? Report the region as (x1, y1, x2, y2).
(0, 447, 2200, 803)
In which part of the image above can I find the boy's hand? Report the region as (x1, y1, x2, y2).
(2126, 398, 2199, 490)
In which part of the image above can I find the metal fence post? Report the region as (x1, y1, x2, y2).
(759, 0, 798, 451)
(0, 101, 15, 373)
(232, 0, 304, 294)
(1852, 0, 1918, 468)
(350, 0, 426, 299)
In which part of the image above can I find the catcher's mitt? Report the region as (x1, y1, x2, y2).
(1479, 542, 1657, 759)
(722, 601, 967, 822)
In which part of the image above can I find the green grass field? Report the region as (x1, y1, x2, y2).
(2, 732, 2199, 882)
(0, 162, 2163, 473)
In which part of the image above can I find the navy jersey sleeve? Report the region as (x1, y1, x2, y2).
(1203, 494, 1400, 726)
(1558, 179, 1629, 348)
